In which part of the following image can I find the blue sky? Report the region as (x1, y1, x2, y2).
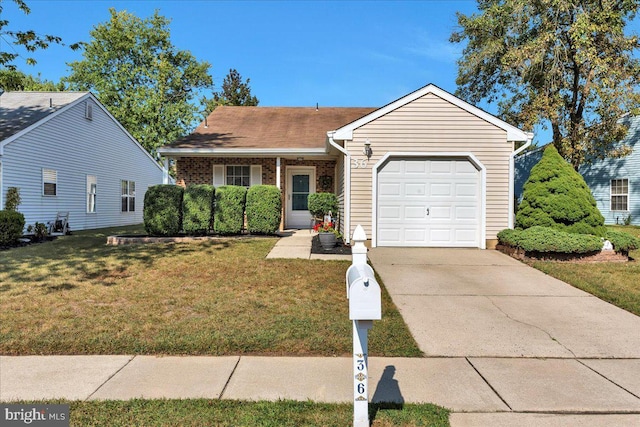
(4, 1, 640, 144)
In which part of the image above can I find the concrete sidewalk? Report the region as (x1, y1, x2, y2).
(2, 355, 639, 426)
(266, 229, 351, 260)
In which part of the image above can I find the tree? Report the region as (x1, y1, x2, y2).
(204, 68, 259, 112)
(516, 145, 606, 236)
(65, 9, 213, 156)
(0, 69, 65, 91)
(451, 1, 640, 170)
(0, 0, 81, 69)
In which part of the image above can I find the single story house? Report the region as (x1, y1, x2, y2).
(159, 84, 532, 248)
(0, 91, 168, 230)
(516, 116, 639, 226)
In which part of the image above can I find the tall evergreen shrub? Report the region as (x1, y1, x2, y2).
(246, 185, 282, 234)
(516, 145, 606, 236)
(144, 185, 184, 236)
(182, 184, 214, 235)
(213, 185, 247, 234)
(0, 210, 25, 246)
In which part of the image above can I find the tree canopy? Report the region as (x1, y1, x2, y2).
(0, 69, 64, 91)
(0, 0, 81, 69)
(205, 68, 259, 112)
(65, 9, 213, 156)
(451, 0, 640, 169)
(516, 145, 606, 236)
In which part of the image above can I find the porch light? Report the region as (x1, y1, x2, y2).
(363, 140, 373, 159)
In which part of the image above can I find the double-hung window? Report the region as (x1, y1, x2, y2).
(121, 180, 136, 212)
(610, 179, 629, 211)
(226, 165, 251, 187)
(43, 169, 57, 196)
(87, 175, 97, 213)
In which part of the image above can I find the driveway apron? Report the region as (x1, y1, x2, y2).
(367, 248, 640, 416)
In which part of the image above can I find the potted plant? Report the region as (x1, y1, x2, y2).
(313, 220, 341, 250)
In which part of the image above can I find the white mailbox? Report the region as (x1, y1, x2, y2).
(347, 261, 381, 320)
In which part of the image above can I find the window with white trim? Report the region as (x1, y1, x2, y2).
(43, 169, 57, 196)
(121, 180, 136, 212)
(226, 165, 250, 187)
(87, 175, 97, 213)
(610, 179, 629, 211)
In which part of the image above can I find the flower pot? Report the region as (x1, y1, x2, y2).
(318, 232, 337, 250)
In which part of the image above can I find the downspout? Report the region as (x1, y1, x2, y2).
(162, 157, 170, 184)
(509, 132, 534, 228)
(327, 131, 351, 244)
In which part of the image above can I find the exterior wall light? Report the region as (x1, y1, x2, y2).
(363, 140, 373, 159)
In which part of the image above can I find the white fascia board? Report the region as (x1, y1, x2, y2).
(332, 84, 529, 142)
(1, 92, 91, 149)
(157, 147, 328, 157)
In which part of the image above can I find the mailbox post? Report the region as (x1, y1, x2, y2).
(346, 225, 381, 427)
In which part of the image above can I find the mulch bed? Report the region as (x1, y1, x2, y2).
(496, 244, 629, 263)
(311, 235, 352, 255)
(0, 236, 58, 251)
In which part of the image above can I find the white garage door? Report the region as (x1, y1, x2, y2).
(377, 158, 481, 247)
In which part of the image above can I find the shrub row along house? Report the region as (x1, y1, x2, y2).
(515, 114, 639, 226)
(0, 91, 168, 231)
(159, 84, 533, 248)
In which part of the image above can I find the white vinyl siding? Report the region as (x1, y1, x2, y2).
(346, 92, 511, 242)
(1, 95, 164, 230)
(87, 175, 97, 213)
(611, 179, 629, 211)
(42, 168, 57, 196)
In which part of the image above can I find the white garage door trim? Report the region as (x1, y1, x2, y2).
(371, 152, 487, 249)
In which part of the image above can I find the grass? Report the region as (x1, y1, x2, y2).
(0, 225, 421, 357)
(531, 225, 640, 316)
(21, 400, 449, 427)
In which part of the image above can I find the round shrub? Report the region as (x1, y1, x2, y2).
(183, 184, 214, 235)
(516, 145, 606, 237)
(0, 210, 26, 246)
(246, 185, 282, 234)
(498, 226, 603, 253)
(307, 193, 338, 218)
(144, 185, 184, 236)
(213, 185, 247, 235)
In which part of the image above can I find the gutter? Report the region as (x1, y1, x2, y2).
(157, 147, 328, 157)
(327, 131, 351, 244)
(508, 132, 534, 228)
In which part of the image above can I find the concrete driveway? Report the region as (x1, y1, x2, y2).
(368, 248, 640, 422)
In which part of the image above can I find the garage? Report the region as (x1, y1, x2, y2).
(376, 156, 482, 247)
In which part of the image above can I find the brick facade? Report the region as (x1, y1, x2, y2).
(175, 157, 336, 193)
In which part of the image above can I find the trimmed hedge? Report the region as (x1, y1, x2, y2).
(183, 185, 215, 235)
(246, 185, 282, 234)
(0, 210, 26, 246)
(144, 185, 184, 236)
(497, 226, 603, 253)
(606, 230, 640, 253)
(214, 186, 247, 235)
(307, 193, 338, 218)
(516, 145, 606, 237)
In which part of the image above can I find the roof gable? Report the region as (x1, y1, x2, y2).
(331, 84, 530, 142)
(0, 91, 89, 142)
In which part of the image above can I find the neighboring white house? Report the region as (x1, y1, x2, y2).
(0, 91, 167, 231)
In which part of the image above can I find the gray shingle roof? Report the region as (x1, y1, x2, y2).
(0, 91, 89, 142)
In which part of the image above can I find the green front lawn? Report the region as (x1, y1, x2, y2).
(17, 400, 449, 427)
(531, 225, 640, 316)
(0, 226, 421, 357)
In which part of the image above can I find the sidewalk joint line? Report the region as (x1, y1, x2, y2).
(85, 355, 136, 401)
(485, 296, 577, 358)
(465, 357, 513, 411)
(577, 359, 640, 400)
(218, 356, 241, 400)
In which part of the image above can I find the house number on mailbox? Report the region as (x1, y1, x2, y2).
(352, 158, 368, 169)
